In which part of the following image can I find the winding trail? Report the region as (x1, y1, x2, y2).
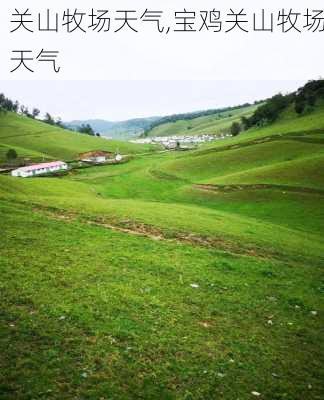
(193, 183, 324, 195)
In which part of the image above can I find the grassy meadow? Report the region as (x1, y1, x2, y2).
(1, 101, 324, 399)
(145, 105, 258, 137)
(0, 112, 158, 164)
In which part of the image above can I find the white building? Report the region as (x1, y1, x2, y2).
(11, 161, 68, 178)
(131, 133, 229, 147)
(79, 150, 114, 164)
(115, 153, 123, 162)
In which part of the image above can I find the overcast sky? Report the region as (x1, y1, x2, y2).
(0, 80, 306, 121)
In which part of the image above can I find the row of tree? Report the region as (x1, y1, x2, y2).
(246, 80, 324, 128)
(293, 80, 324, 115)
(240, 93, 291, 130)
(0, 92, 98, 136)
(143, 102, 263, 136)
(229, 79, 324, 136)
(77, 123, 97, 136)
(0, 92, 64, 127)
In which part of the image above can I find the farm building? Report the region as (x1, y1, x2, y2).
(11, 161, 68, 178)
(115, 153, 123, 162)
(79, 150, 115, 164)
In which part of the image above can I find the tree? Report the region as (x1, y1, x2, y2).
(241, 116, 250, 130)
(78, 124, 95, 136)
(307, 95, 316, 107)
(13, 101, 19, 113)
(6, 149, 18, 161)
(0, 94, 8, 114)
(0, 93, 5, 107)
(230, 122, 241, 136)
(32, 108, 40, 119)
(0, 94, 20, 114)
(55, 117, 63, 127)
(295, 100, 305, 115)
(2, 98, 14, 112)
(20, 105, 30, 117)
(44, 112, 55, 125)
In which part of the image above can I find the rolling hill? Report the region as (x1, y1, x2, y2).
(65, 116, 160, 139)
(144, 104, 259, 137)
(0, 112, 158, 164)
(157, 102, 324, 190)
(1, 83, 324, 399)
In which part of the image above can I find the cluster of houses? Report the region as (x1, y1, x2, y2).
(11, 150, 123, 178)
(131, 133, 232, 149)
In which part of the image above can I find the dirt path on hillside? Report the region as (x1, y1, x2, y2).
(193, 183, 324, 195)
(1, 196, 317, 264)
(34, 205, 281, 260)
(193, 129, 324, 157)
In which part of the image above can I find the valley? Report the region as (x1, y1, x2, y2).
(1, 82, 324, 400)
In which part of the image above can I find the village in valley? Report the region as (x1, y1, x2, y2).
(6, 128, 233, 178)
(0, 91, 248, 179)
(1, 80, 324, 400)
(9, 149, 123, 178)
(131, 133, 232, 149)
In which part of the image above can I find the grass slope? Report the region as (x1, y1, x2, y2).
(146, 105, 258, 137)
(1, 200, 324, 400)
(159, 104, 324, 188)
(0, 112, 158, 163)
(201, 102, 324, 150)
(1, 102, 324, 399)
(160, 140, 324, 183)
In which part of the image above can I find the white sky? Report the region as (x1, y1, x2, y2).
(0, 0, 323, 81)
(0, 0, 322, 120)
(0, 80, 306, 121)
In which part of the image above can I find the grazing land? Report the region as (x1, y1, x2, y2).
(1, 96, 324, 399)
(0, 112, 158, 164)
(144, 104, 258, 138)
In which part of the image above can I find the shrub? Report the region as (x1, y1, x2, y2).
(6, 149, 18, 161)
(230, 122, 241, 136)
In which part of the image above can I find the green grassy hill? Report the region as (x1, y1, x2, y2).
(159, 103, 324, 186)
(145, 104, 258, 137)
(0, 112, 157, 164)
(1, 93, 324, 399)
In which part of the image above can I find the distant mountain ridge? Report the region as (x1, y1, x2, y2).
(65, 117, 160, 139)
(65, 104, 263, 140)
